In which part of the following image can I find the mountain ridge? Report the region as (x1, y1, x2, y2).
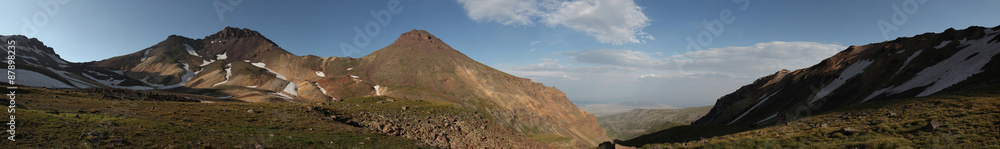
(615, 24, 1000, 148)
(695, 25, 1000, 126)
(1, 27, 609, 148)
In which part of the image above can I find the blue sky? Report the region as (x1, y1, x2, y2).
(3, 0, 999, 108)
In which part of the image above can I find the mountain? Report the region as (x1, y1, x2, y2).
(356, 29, 609, 147)
(1, 27, 608, 148)
(613, 25, 1000, 148)
(0, 35, 153, 89)
(597, 106, 711, 140)
(694, 25, 1000, 126)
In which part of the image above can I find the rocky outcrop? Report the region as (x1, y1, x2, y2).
(308, 97, 552, 148)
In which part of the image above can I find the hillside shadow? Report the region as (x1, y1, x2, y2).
(616, 124, 754, 147)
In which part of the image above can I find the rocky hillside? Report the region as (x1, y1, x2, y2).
(1, 27, 608, 148)
(694, 25, 1000, 126)
(598, 106, 711, 140)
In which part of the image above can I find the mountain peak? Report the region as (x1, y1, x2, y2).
(398, 29, 437, 40)
(367, 29, 467, 61)
(205, 27, 274, 43)
(390, 29, 447, 47)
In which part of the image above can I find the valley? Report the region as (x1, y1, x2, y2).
(597, 106, 711, 140)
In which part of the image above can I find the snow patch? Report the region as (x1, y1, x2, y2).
(934, 40, 951, 49)
(893, 50, 923, 76)
(140, 49, 150, 61)
(184, 44, 200, 57)
(46, 68, 98, 88)
(83, 69, 109, 78)
(183, 63, 198, 75)
(81, 72, 146, 89)
(314, 82, 328, 95)
(756, 113, 779, 124)
(201, 59, 216, 67)
(251, 62, 287, 80)
(283, 82, 299, 96)
(2, 69, 76, 88)
(350, 75, 359, 79)
(864, 33, 1000, 102)
(162, 63, 197, 89)
(216, 52, 228, 60)
(810, 59, 874, 103)
(374, 85, 382, 96)
(13, 44, 69, 65)
(213, 63, 232, 86)
(347, 68, 353, 71)
(133, 63, 195, 89)
(728, 89, 782, 125)
(274, 92, 294, 100)
(315, 71, 325, 77)
(246, 86, 257, 88)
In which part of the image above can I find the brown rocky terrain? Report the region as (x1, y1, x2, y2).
(311, 96, 552, 148)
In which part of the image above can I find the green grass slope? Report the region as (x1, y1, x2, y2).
(622, 84, 1000, 148)
(0, 86, 428, 148)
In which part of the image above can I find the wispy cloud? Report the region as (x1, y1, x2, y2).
(548, 41, 845, 76)
(456, 0, 652, 44)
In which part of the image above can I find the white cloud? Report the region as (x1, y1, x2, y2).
(561, 74, 580, 80)
(671, 41, 846, 75)
(456, 0, 541, 26)
(558, 49, 665, 68)
(456, 0, 652, 44)
(541, 0, 651, 44)
(554, 41, 845, 76)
